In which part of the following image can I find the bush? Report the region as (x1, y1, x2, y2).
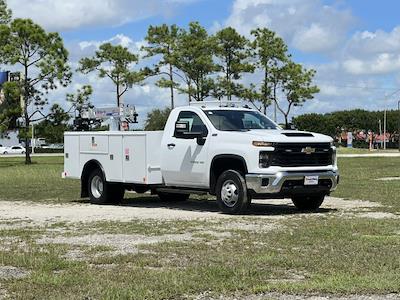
(29, 147, 63, 153)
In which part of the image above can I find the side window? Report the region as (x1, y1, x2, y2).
(174, 111, 208, 138)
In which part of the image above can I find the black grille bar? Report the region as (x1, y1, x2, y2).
(270, 143, 332, 167)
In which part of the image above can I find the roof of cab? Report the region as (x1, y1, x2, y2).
(186, 100, 254, 111)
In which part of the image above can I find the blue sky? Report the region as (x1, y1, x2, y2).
(5, 0, 400, 124)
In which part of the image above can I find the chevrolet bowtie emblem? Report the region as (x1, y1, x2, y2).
(302, 147, 315, 154)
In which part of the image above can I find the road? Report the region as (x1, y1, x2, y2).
(0, 153, 63, 158)
(338, 153, 400, 157)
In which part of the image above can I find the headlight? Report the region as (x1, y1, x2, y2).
(253, 141, 274, 147)
(259, 151, 270, 168)
(331, 147, 337, 166)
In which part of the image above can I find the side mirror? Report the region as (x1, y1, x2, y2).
(175, 121, 191, 138)
(175, 121, 207, 143)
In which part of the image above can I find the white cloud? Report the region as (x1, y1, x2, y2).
(292, 23, 341, 53)
(225, 0, 354, 53)
(341, 26, 400, 75)
(343, 54, 400, 75)
(7, 0, 197, 31)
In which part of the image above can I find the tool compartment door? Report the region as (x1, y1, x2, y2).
(122, 135, 147, 183)
(64, 134, 80, 178)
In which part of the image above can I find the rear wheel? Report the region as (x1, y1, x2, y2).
(292, 194, 325, 211)
(157, 192, 189, 202)
(88, 169, 124, 204)
(216, 170, 250, 214)
(134, 185, 149, 194)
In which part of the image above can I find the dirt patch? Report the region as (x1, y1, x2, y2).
(0, 266, 30, 280)
(375, 177, 400, 181)
(0, 288, 8, 300)
(37, 233, 194, 257)
(193, 292, 400, 300)
(321, 197, 381, 210)
(0, 197, 384, 227)
(357, 212, 399, 219)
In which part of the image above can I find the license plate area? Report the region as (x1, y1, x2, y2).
(304, 175, 319, 185)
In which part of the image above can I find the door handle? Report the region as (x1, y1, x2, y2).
(167, 143, 176, 148)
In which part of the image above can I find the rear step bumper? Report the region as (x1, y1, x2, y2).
(246, 170, 339, 195)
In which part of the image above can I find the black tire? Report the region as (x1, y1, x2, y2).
(21, 151, 25, 154)
(216, 170, 250, 214)
(157, 192, 189, 202)
(292, 194, 325, 211)
(88, 168, 124, 204)
(3, 151, 7, 154)
(109, 184, 125, 203)
(134, 186, 149, 194)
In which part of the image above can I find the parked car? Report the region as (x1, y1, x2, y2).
(48, 143, 64, 149)
(0, 145, 7, 153)
(1, 145, 26, 154)
(40, 143, 64, 150)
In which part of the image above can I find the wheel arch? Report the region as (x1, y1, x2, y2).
(81, 160, 105, 198)
(209, 154, 248, 195)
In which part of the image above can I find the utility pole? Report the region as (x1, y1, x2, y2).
(31, 123, 34, 154)
(398, 100, 400, 152)
(379, 119, 382, 149)
(384, 109, 387, 149)
(382, 88, 400, 150)
(384, 93, 387, 150)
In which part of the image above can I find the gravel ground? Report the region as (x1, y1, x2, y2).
(0, 266, 29, 280)
(0, 197, 398, 299)
(194, 292, 400, 300)
(0, 197, 384, 226)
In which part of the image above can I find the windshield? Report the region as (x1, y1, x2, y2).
(205, 110, 279, 131)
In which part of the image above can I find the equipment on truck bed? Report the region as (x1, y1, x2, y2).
(73, 104, 138, 131)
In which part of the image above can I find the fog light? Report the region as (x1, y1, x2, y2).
(261, 178, 269, 186)
(259, 151, 270, 168)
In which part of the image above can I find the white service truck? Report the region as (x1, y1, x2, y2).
(63, 102, 339, 214)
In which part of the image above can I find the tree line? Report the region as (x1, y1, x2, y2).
(293, 109, 400, 139)
(0, 0, 319, 164)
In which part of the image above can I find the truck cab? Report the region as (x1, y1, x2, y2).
(63, 101, 338, 214)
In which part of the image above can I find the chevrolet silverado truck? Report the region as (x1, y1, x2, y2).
(63, 101, 339, 214)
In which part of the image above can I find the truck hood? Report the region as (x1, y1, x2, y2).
(235, 129, 333, 144)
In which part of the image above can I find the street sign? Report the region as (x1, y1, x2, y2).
(9, 72, 21, 82)
(347, 132, 353, 148)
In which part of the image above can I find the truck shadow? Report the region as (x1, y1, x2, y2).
(116, 196, 336, 216)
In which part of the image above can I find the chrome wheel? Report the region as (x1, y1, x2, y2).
(90, 175, 104, 199)
(221, 180, 239, 208)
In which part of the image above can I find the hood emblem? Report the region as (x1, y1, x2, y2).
(302, 147, 315, 155)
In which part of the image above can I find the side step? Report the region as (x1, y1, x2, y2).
(154, 187, 208, 195)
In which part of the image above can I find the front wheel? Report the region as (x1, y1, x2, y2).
(216, 170, 250, 214)
(292, 194, 325, 211)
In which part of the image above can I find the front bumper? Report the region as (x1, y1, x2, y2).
(245, 170, 339, 196)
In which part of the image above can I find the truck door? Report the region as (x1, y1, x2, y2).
(161, 110, 209, 187)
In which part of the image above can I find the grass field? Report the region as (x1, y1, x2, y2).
(0, 156, 400, 299)
(336, 146, 399, 154)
